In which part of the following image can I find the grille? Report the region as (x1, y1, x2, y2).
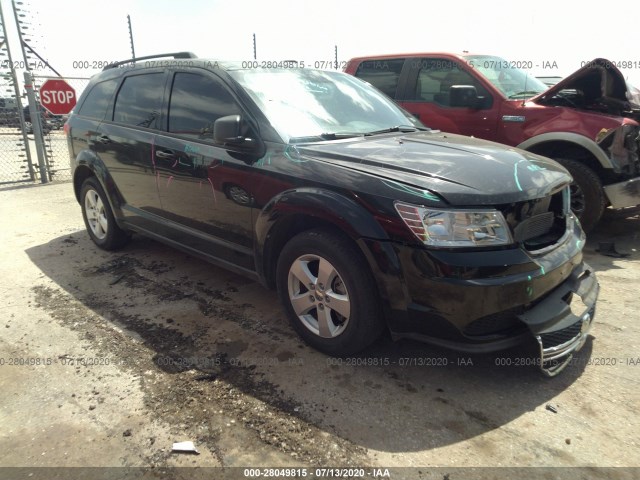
(464, 311, 523, 336)
(513, 211, 554, 242)
(501, 188, 568, 251)
(539, 322, 581, 348)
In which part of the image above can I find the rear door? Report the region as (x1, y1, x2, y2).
(96, 70, 167, 226)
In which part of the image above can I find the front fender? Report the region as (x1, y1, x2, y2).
(517, 132, 613, 169)
(254, 187, 409, 311)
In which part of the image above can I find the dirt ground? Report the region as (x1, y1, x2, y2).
(0, 182, 638, 480)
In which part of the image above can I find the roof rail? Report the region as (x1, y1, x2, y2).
(103, 52, 198, 70)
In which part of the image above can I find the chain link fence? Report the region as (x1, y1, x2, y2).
(1, 7, 35, 186)
(0, 75, 91, 186)
(31, 75, 91, 182)
(0, 89, 35, 185)
(1, 0, 92, 187)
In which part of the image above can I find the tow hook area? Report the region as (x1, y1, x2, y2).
(536, 310, 595, 377)
(516, 262, 599, 377)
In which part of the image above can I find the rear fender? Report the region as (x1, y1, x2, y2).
(73, 150, 125, 221)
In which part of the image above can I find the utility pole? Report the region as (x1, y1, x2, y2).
(127, 15, 135, 58)
(253, 33, 256, 60)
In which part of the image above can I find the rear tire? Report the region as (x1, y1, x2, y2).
(554, 158, 605, 233)
(276, 229, 384, 356)
(80, 177, 130, 250)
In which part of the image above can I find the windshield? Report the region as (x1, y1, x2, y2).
(228, 68, 421, 142)
(464, 55, 548, 99)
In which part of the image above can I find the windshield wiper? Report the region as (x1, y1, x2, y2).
(364, 125, 422, 136)
(289, 132, 364, 143)
(508, 91, 542, 99)
(290, 125, 424, 143)
(318, 132, 364, 140)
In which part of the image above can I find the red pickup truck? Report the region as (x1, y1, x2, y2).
(345, 54, 640, 231)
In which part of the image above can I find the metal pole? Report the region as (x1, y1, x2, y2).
(23, 71, 48, 183)
(0, 0, 34, 180)
(127, 15, 135, 58)
(14, 0, 62, 76)
(22, 41, 62, 77)
(334, 45, 338, 70)
(253, 33, 256, 60)
(11, 0, 29, 72)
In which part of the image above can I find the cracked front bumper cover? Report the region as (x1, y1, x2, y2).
(603, 176, 640, 209)
(516, 262, 599, 376)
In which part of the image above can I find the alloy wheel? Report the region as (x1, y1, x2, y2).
(287, 254, 351, 338)
(84, 189, 108, 240)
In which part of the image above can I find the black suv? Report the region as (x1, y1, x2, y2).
(66, 53, 598, 375)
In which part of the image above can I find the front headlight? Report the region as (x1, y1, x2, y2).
(395, 202, 513, 247)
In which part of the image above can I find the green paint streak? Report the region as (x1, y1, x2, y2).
(513, 162, 523, 191)
(526, 274, 533, 297)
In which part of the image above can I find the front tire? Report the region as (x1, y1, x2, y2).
(80, 177, 130, 250)
(276, 229, 384, 356)
(554, 158, 605, 233)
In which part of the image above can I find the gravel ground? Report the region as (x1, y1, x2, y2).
(0, 182, 638, 480)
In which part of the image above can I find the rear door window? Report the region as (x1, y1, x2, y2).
(354, 59, 405, 99)
(113, 73, 165, 129)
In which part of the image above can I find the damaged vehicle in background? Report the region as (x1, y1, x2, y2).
(346, 55, 640, 232)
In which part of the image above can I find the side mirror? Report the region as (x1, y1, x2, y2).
(450, 85, 482, 108)
(214, 115, 244, 145)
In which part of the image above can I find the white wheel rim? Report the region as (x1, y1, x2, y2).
(287, 254, 350, 338)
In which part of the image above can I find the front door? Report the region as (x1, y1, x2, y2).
(400, 57, 499, 140)
(154, 70, 256, 271)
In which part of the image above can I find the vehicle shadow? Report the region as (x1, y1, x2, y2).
(583, 207, 639, 271)
(27, 230, 596, 455)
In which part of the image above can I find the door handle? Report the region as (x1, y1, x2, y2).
(155, 150, 175, 159)
(96, 135, 110, 144)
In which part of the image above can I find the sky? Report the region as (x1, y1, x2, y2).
(3, 0, 640, 92)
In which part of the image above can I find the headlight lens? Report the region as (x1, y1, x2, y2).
(395, 203, 513, 247)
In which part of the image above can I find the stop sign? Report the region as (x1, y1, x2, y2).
(39, 79, 77, 115)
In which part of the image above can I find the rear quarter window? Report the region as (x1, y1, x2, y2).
(76, 79, 118, 120)
(354, 59, 405, 99)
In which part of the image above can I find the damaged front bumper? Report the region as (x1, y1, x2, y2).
(600, 124, 640, 208)
(603, 176, 640, 209)
(517, 262, 599, 376)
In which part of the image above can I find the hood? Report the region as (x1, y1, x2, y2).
(296, 131, 571, 205)
(531, 58, 640, 121)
